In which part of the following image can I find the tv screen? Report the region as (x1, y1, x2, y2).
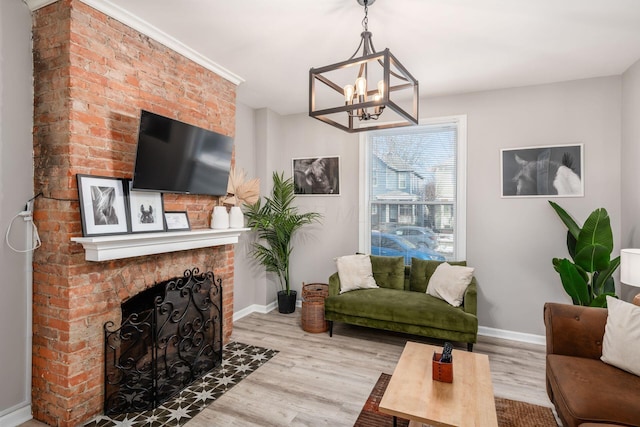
(132, 110, 233, 196)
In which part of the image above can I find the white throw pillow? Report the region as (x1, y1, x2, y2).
(601, 296, 640, 376)
(426, 262, 474, 307)
(336, 254, 379, 294)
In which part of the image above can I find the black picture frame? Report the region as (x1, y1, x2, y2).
(164, 211, 191, 231)
(77, 174, 130, 237)
(500, 144, 584, 198)
(126, 180, 166, 233)
(292, 156, 340, 195)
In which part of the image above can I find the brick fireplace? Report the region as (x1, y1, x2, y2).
(30, 1, 238, 425)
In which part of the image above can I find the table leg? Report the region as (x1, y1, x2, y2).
(393, 416, 397, 427)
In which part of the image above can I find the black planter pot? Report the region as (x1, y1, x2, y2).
(277, 290, 297, 314)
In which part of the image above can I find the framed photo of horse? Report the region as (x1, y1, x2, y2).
(125, 180, 166, 233)
(77, 174, 130, 236)
(501, 144, 584, 198)
(292, 156, 340, 195)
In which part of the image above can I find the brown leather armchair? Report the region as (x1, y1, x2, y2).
(544, 302, 640, 427)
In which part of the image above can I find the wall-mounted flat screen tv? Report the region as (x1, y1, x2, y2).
(132, 110, 233, 196)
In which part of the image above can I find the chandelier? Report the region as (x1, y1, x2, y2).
(309, 0, 419, 133)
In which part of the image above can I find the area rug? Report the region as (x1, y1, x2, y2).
(353, 373, 558, 427)
(84, 342, 278, 427)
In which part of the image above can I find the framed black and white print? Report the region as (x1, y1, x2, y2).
(292, 156, 340, 195)
(164, 211, 191, 231)
(126, 180, 165, 233)
(501, 144, 584, 198)
(77, 174, 130, 236)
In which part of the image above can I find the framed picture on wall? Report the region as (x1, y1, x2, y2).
(292, 156, 340, 195)
(126, 180, 166, 233)
(77, 174, 130, 236)
(500, 144, 584, 198)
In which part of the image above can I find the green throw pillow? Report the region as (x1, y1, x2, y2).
(409, 258, 467, 293)
(370, 255, 405, 290)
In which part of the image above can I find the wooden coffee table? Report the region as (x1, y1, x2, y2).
(379, 341, 498, 427)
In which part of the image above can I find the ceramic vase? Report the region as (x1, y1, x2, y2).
(229, 206, 244, 228)
(211, 206, 229, 229)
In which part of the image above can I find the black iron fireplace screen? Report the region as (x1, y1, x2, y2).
(104, 268, 223, 415)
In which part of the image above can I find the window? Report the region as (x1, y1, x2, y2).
(360, 116, 467, 262)
(398, 173, 407, 189)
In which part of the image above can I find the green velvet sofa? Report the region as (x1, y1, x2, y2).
(325, 256, 479, 351)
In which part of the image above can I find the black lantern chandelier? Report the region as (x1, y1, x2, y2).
(309, 0, 419, 133)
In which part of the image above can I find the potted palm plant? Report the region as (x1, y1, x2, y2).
(245, 171, 321, 313)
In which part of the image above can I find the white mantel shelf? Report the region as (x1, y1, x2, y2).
(71, 228, 250, 261)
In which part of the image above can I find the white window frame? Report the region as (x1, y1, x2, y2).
(358, 115, 467, 260)
(398, 173, 407, 189)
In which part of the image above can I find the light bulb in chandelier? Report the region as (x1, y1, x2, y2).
(344, 84, 355, 104)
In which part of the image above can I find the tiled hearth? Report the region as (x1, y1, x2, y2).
(85, 342, 278, 427)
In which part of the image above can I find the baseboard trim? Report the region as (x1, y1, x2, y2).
(233, 304, 546, 346)
(0, 403, 32, 427)
(233, 302, 277, 321)
(478, 326, 545, 346)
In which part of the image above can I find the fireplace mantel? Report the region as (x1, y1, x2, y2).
(71, 228, 249, 261)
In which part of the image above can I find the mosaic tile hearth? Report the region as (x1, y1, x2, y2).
(85, 342, 278, 427)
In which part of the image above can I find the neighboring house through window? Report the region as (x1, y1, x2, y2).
(359, 116, 467, 262)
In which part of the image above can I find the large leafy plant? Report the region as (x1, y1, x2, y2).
(245, 171, 321, 295)
(549, 201, 619, 307)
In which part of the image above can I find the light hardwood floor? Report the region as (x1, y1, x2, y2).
(20, 310, 552, 426)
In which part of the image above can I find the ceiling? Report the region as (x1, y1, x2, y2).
(104, 0, 640, 116)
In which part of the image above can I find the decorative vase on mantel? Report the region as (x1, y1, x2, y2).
(221, 166, 259, 228)
(229, 206, 244, 228)
(211, 206, 229, 229)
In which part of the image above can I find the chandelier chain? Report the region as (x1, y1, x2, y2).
(362, 0, 369, 32)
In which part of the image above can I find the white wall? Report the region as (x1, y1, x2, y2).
(423, 77, 622, 335)
(0, 1, 34, 425)
(235, 76, 623, 337)
(278, 114, 359, 297)
(233, 107, 357, 311)
(233, 107, 288, 312)
(621, 58, 640, 301)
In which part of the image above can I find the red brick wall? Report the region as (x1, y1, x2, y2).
(31, 1, 237, 425)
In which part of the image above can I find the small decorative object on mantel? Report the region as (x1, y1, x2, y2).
(164, 211, 190, 231)
(210, 206, 229, 229)
(220, 167, 260, 229)
(432, 342, 453, 383)
(229, 206, 244, 229)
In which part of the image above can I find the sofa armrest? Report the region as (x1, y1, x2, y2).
(463, 278, 477, 315)
(328, 272, 340, 296)
(543, 302, 608, 360)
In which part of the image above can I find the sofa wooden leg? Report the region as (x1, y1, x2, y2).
(328, 321, 333, 337)
(467, 342, 474, 352)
